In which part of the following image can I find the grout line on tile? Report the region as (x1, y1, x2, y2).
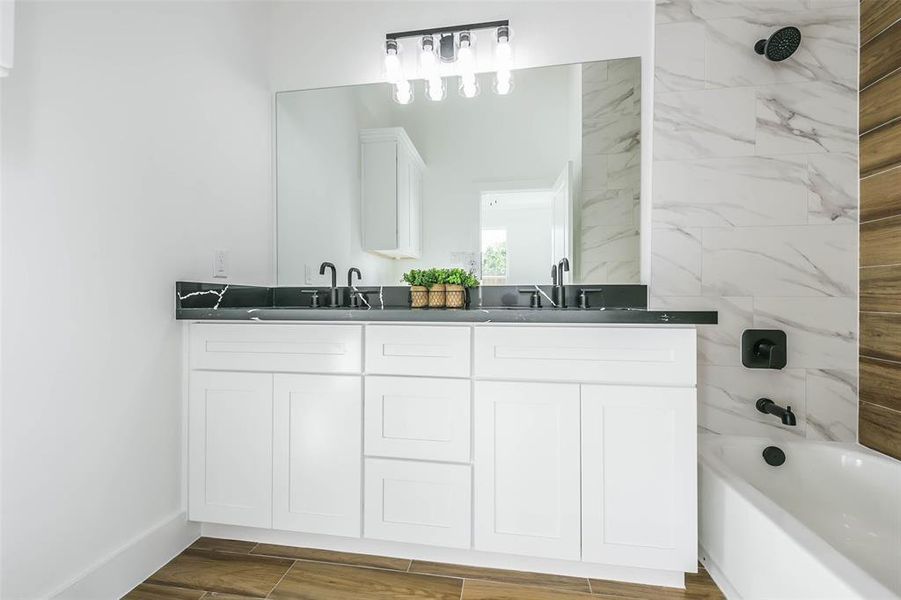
(288, 556, 463, 578)
(264, 559, 297, 599)
(247, 550, 410, 572)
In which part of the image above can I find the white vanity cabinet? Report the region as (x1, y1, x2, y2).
(186, 321, 699, 588)
(188, 323, 364, 536)
(361, 127, 424, 259)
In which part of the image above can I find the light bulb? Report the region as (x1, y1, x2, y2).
(419, 36, 444, 102)
(394, 79, 412, 105)
(457, 31, 478, 99)
(494, 70, 513, 95)
(495, 27, 513, 70)
(427, 78, 445, 101)
(420, 36, 438, 78)
(384, 40, 403, 84)
(385, 53, 401, 83)
(457, 44, 473, 67)
(494, 26, 513, 96)
(460, 74, 479, 98)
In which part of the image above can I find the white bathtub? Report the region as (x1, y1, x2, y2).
(699, 436, 901, 600)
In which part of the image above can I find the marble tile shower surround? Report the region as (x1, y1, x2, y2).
(651, 0, 859, 442)
(580, 58, 642, 283)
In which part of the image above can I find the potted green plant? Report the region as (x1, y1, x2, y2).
(401, 269, 429, 308)
(445, 268, 480, 308)
(427, 268, 448, 308)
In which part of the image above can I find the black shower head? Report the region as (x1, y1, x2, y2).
(754, 26, 802, 61)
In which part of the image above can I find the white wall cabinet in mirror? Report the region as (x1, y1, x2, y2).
(361, 128, 424, 259)
(276, 57, 641, 287)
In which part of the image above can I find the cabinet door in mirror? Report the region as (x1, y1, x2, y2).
(276, 57, 641, 286)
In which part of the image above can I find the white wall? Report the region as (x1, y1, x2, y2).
(1, 2, 273, 598)
(268, 0, 656, 281)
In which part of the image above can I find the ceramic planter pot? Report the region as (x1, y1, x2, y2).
(445, 284, 466, 308)
(410, 286, 428, 308)
(428, 283, 446, 308)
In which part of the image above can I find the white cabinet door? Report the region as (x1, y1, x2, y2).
(361, 137, 398, 252)
(364, 458, 471, 548)
(273, 374, 362, 537)
(474, 381, 581, 560)
(189, 371, 273, 528)
(581, 385, 697, 571)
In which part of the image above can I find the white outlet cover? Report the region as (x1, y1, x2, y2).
(213, 249, 228, 278)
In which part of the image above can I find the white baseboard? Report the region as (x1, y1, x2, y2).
(202, 523, 686, 589)
(50, 511, 199, 600)
(699, 544, 742, 600)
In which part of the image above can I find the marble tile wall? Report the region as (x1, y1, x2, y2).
(580, 57, 642, 283)
(651, 0, 859, 441)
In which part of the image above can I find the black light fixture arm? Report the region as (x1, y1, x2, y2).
(386, 20, 509, 41)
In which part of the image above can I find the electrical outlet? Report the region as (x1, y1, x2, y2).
(213, 249, 229, 278)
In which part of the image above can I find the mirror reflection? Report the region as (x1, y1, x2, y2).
(276, 57, 641, 286)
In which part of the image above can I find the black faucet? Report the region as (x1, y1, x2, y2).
(554, 258, 570, 307)
(347, 267, 361, 288)
(319, 261, 338, 307)
(756, 398, 797, 426)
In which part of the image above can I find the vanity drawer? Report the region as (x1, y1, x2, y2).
(364, 458, 471, 548)
(365, 325, 471, 377)
(364, 376, 470, 463)
(190, 323, 362, 373)
(473, 326, 696, 386)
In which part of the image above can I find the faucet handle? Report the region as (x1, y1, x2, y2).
(351, 289, 378, 308)
(742, 330, 787, 369)
(578, 288, 606, 309)
(518, 289, 542, 309)
(300, 289, 320, 308)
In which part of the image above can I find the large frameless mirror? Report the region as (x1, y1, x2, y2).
(276, 57, 642, 286)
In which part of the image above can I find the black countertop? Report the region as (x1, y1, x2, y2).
(177, 306, 717, 324)
(175, 282, 717, 325)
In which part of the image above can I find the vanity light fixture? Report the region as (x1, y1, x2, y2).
(384, 19, 512, 104)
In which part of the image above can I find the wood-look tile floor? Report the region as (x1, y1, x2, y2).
(124, 537, 725, 600)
